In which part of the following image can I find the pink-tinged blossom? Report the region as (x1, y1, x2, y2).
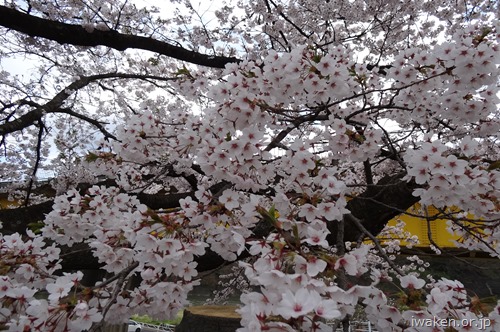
(426, 288, 449, 314)
(179, 196, 198, 217)
(70, 301, 103, 331)
(317, 202, 342, 221)
(248, 240, 271, 256)
(257, 270, 287, 288)
(291, 152, 316, 172)
(5, 286, 36, 305)
(314, 299, 342, 319)
(140, 268, 156, 281)
(400, 275, 426, 290)
(276, 289, 321, 319)
(461, 136, 480, 156)
(240, 289, 280, 316)
(335, 254, 358, 276)
(303, 226, 330, 248)
(0, 276, 11, 298)
(294, 255, 327, 277)
(25, 299, 50, 328)
(174, 261, 198, 281)
(231, 230, 246, 256)
(307, 256, 327, 277)
(46, 276, 74, 302)
(298, 204, 318, 222)
(378, 305, 402, 325)
(219, 189, 240, 210)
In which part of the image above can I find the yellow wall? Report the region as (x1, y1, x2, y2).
(0, 195, 20, 209)
(380, 203, 464, 248)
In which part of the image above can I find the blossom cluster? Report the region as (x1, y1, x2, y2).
(404, 138, 500, 256)
(398, 277, 500, 332)
(1, 185, 210, 330)
(404, 139, 499, 219)
(0, 232, 103, 331)
(237, 239, 404, 332)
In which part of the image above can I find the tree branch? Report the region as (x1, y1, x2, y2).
(345, 213, 405, 275)
(24, 121, 45, 206)
(0, 73, 177, 137)
(0, 5, 241, 69)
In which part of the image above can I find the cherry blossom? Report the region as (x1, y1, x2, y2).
(400, 275, 426, 290)
(275, 288, 321, 319)
(0, 0, 499, 331)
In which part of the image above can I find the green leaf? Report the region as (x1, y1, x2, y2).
(175, 66, 192, 77)
(257, 205, 280, 229)
(148, 57, 159, 66)
(84, 152, 99, 162)
(487, 160, 500, 171)
(28, 221, 44, 234)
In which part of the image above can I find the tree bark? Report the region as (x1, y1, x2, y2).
(0, 200, 53, 234)
(175, 306, 241, 332)
(0, 5, 240, 69)
(327, 172, 420, 244)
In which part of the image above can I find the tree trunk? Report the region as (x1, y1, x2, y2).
(175, 306, 241, 332)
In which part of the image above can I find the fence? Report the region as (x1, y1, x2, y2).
(137, 321, 376, 332)
(328, 321, 377, 332)
(137, 322, 176, 331)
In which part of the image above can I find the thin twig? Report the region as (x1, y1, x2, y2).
(346, 213, 405, 275)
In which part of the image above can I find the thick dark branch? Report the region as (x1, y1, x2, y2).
(0, 201, 54, 235)
(24, 122, 45, 206)
(0, 5, 240, 69)
(136, 192, 193, 210)
(0, 73, 176, 137)
(53, 108, 117, 140)
(363, 159, 374, 186)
